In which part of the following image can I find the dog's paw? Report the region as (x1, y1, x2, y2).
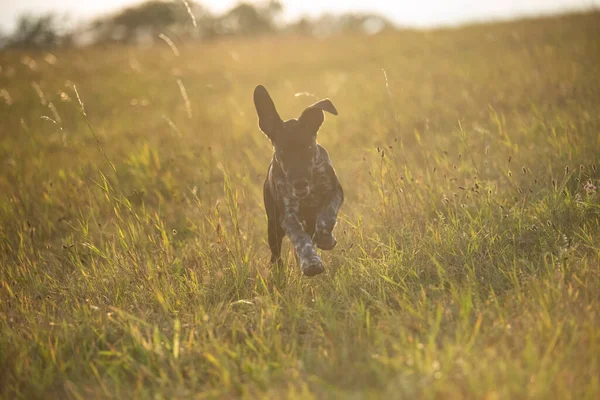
(301, 256, 325, 277)
(314, 231, 337, 250)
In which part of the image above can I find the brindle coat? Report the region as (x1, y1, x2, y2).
(254, 85, 344, 276)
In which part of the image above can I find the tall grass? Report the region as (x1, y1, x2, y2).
(1, 11, 599, 399)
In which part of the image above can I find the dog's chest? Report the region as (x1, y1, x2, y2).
(297, 191, 323, 209)
(299, 169, 332, 209)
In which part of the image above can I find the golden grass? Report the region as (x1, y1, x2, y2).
(1, 11, 599, 399)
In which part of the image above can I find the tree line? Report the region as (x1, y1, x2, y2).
(1, 0, 395, 49)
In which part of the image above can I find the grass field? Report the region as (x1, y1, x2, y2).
(1, 10, 600, 399)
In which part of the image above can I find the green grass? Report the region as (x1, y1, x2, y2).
(1, 11, 599, 399)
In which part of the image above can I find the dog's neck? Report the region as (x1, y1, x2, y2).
(270, 144, 329, 182)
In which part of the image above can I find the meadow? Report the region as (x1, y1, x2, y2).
(1, 10, 599, 399)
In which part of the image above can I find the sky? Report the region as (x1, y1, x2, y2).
(0, 0, 597, 34)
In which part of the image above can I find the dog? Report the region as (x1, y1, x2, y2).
(253, 85, 344, 276)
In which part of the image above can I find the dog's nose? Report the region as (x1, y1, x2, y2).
(293, 180, 309, 191)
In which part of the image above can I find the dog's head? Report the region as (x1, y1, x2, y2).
(253, 85, 337, 198)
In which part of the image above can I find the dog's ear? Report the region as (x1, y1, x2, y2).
(299, 99, 338, 134)
(254, 85, 282, 140)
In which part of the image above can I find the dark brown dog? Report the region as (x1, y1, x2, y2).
(254, 85, 344, 276)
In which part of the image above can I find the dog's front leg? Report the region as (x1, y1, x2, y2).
(281, 206, 324, 276)
(314, 181, 344, 251)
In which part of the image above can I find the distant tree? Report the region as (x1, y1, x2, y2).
(89, 0, 212, 44)
(290, 12, 395, 37)
(87, 0, 285, 43)
(285, 16, 313, 35)
(7, 13, 72, 49)
(338, 13, 394, 34)
(213, 1, 283, 36)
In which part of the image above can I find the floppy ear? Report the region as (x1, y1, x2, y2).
(254, 85, 282, 140)
(299, 98, 338, 134)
